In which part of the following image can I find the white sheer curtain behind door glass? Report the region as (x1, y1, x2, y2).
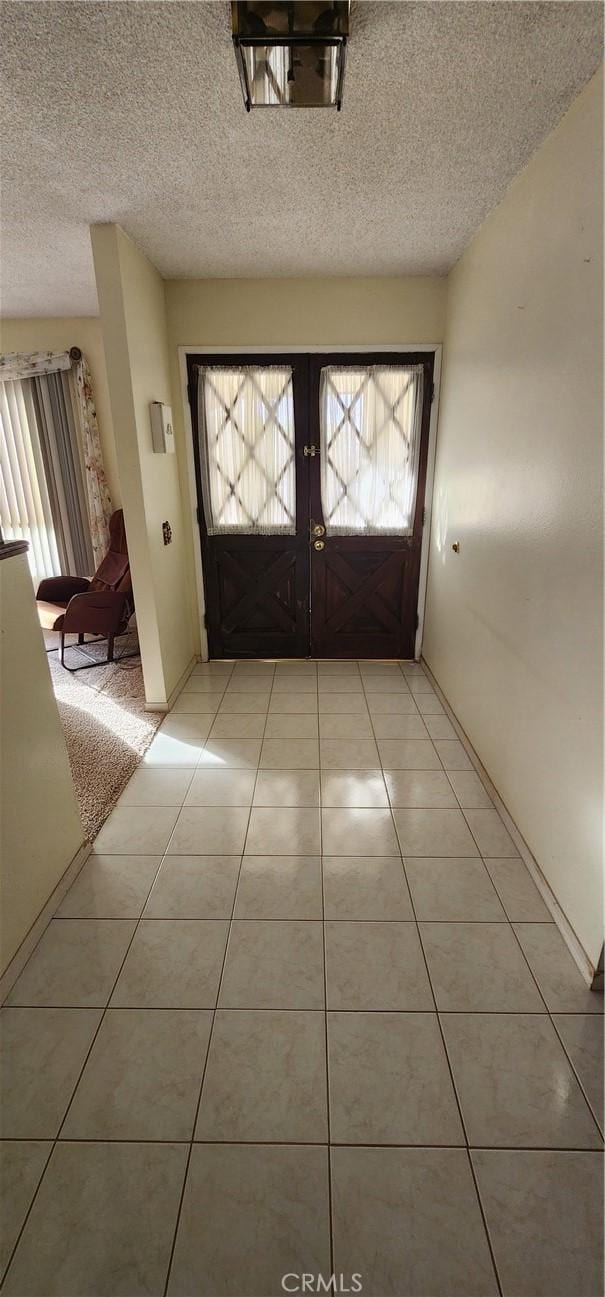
(319, 364, 424, 535)
(197, 365, 296, 534)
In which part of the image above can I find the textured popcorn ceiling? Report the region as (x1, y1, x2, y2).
(0, 1, 602, 316)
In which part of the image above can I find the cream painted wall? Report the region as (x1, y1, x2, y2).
(423, 68, 603, 968)
(91, 224, 195, 706)
(0, 316, 120, 507)
(0, 550, 84, 975)
(165, 275, 446, 348)
(165, 275, 447, 652)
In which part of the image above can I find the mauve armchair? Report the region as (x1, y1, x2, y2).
(36, 509, 134, 668)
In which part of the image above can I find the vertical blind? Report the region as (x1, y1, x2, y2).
(0, 370, 94, 585)
(0, 378, 61, 581)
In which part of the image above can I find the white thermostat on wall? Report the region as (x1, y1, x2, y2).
(150, 402, 175, 454)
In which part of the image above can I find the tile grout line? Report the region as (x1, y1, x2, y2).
(161, 845, 247, 1297)
(161, 659, 274, 1297)
(94, 801, 537, 813)
(318, 665, 336, 1281)
(359, 668, 482, 1183)
(387, 661, 505, 1297)
(162, 663, 250, 856)
(479, 861, 552, 924)
(359, 664, 411, 881)
(6, 1003, 594, 1014)
(117, 764, 198, 813)
(49, 916, 562, 924)
(548, 1016, 604, 1138)
(0, 1141, 53, 1290)
(407, 917, 506, 1297)
(2, 1136, 602, 1151)
(506, 927, 605, 1144)
(178, 666, 233, 761)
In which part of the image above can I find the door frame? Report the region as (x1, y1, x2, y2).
(178, 343, 442, 660)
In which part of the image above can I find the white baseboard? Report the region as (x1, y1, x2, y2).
(420, 657, 596, 987)
(144, 657, 197, 712)
(0, 840, 91, 1003)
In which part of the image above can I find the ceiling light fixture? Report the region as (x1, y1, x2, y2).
(232, 1, 350, 111)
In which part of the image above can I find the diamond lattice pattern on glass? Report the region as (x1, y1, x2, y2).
(199, 366, 296, 534)
(320, 365, 424, 535)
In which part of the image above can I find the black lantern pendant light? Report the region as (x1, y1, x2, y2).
(232, 1, 350, 110)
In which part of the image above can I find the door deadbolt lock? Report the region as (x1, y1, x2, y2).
(311, 523, 325, 538)
(313, 539, 325, 551)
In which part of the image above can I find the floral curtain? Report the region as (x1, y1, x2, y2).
(72, 353, 112, 564)
(0, 350, 71, 382)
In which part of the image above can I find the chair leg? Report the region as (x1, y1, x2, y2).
(78, 633, 85, 645)
(60, 633, 65, 667)
(107, 635, 115, 663)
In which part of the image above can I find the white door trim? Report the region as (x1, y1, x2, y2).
(177, 343, 442, 661)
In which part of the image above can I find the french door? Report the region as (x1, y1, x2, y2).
(187, 351, 434, 659)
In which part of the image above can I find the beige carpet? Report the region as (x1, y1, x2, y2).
(48, 634, 162, 842)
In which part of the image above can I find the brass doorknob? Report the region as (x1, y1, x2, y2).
(313, 539, 325, 551)
(311, 523, 325, 538)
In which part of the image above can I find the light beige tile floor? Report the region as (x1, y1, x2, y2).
(1, 658, 603, 1297)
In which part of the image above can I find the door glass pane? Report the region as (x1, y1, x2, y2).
(198, 365, 296, 534)
(320, 364, 424, 535)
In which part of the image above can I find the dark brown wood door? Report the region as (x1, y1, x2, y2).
(188, 353, 311, 659)
(308, 352, 434, 659)
(189, 350, 433, 660)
